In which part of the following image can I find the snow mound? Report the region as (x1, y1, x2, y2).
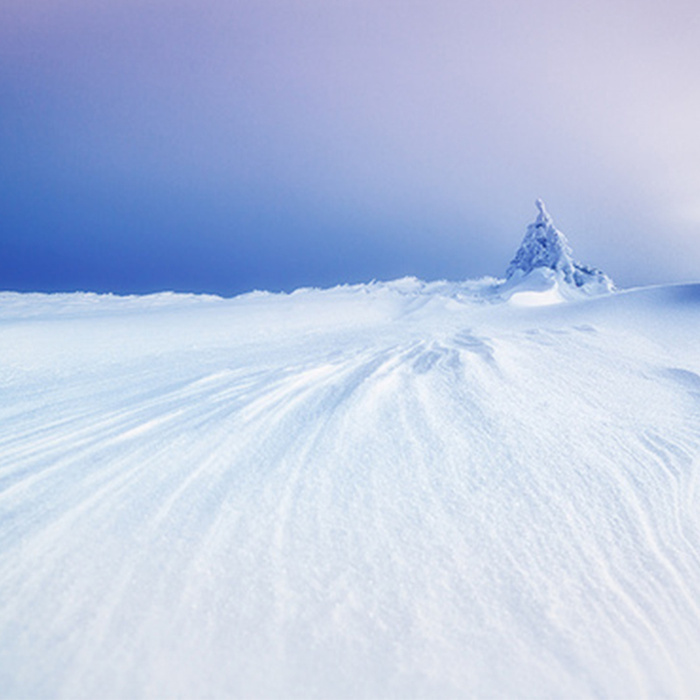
(503, 199, 615, 302)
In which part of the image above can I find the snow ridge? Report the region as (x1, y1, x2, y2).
(506, 199, 614, 296)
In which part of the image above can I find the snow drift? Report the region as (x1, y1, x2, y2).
(1, 218, 700, 699)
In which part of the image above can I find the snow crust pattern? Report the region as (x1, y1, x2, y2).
(505, 199, 615, 297)
(1, 281, 700, 698)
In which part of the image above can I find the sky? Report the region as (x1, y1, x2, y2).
(1, 0, 700, 295)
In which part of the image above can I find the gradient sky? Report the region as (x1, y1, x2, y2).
(2, 0, 699, 295)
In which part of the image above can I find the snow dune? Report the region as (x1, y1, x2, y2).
(1, 280, 700, 699)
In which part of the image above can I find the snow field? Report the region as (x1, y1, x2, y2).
(1, 282, 700, 698)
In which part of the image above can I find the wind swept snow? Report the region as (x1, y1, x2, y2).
(1, 280, 700, 699)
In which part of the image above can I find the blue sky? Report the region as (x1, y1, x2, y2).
(2, 0, 699, 295)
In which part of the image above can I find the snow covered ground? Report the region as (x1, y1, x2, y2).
(1, 277, 700, 699)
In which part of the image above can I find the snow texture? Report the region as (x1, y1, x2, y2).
(505, 200, 615, 298)
(1, 279, 700, 699)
